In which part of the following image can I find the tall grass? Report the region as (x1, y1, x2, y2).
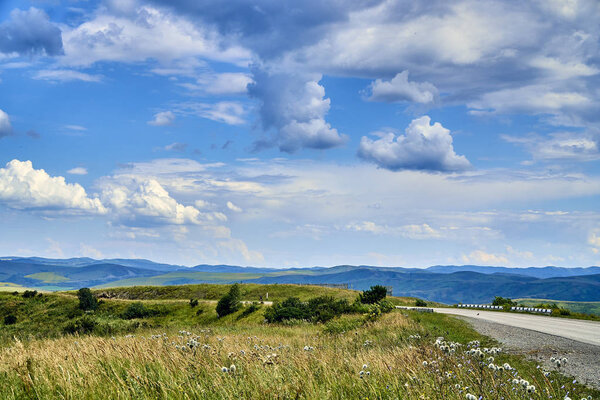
(0, 312, 596, 399)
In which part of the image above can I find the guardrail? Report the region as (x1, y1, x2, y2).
(455, 304, 552, 314)
(510, 306, 552, 314)
(457, 304, 502, 310)
(395, 306, 433, 313)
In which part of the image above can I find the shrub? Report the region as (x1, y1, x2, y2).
(216, 284, 241, 318)
(264, 297, 307, 323)
(363, 304, 382, 323)
(121, 302, 152, 319)
(492, 296, 516, 307)
(22, 290, 38, 298)
(265, 296, 352, 323)
(379, 300, 395, 313)
(359, 285, 387, 304)
(237, 302, 261, 320)
(189, 298, 199, 308)
(77, 288, 98, 311)
(415, 299, 428, 307)
(3, 314, 17, 325)
(63, 316, 97, 335)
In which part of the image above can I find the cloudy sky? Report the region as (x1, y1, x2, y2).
(1, 0, 599, 267)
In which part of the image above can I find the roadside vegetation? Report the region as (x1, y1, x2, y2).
(0, 284, 598, 399)
(459, 296, 600, 322)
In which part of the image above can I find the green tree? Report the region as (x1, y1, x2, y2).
(359, 285, 387, 304)
(77, 288, 98, 311)
(415, 299, 427, 307)
(216, 283, 242, 317)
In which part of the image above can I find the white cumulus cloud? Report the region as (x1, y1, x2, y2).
(0, 160, 105, 214)
(358, 116, 471, 172)
(367, 71, 438, 104)
(148, 111, 175, 126)
(99, 177, 203, 227)
(249, 68, 347, 152)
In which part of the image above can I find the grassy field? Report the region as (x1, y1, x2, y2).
(517, 298, 600, 316)
(25, 272, 70, 283)
(0, 284, 597, 399)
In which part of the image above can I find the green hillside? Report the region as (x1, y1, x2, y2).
(0, 284, 596, 399)
(92, 283, 361, 302)
(25, 272, 70, 283)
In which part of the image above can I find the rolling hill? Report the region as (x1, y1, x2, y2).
(1, 257, 600, 304)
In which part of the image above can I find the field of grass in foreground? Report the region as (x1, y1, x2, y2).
(0, 285, 598, 399)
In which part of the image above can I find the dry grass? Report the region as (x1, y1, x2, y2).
(0, 311, 596, 400)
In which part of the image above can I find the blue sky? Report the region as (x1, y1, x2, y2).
(0, 0, 599, 267)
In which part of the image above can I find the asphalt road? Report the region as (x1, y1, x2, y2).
(433, 308, 600, 347)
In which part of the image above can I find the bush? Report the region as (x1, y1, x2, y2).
(77, 288, 98, 311)
(63, 316, 97, 335)
(265, 296, 352, 323)
(237, 302, 261, 320)
(558, 308, 571, 316)
(3, 314, 17, 325)
(216, 284, 241, 318)
(363, 304, 382, 323)
(189, 298, 199, 308)
(22, 290, 38, 298)
(121, 302, 152, 319)
(379, 300, 395, 313)
(359, 285, 387, 304)
(492, 296, 516, 307)
(415, 299, 427, 307)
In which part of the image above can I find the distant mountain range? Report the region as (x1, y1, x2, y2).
(1, 256, 599, 304)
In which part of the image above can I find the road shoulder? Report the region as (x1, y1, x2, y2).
(458, 316, 600, 390)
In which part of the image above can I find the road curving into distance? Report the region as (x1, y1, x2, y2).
(433, 308, 600, 347)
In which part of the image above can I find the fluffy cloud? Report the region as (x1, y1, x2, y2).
(33, 69, 103, 83)
(148, 0, 375, 60)
(148, 111, 175, 126)
(358, 116, 470, 172)
(367, 71, 438, 103)
(99, 177, 205, 227)
(502, 131, 600, 162)
(73, 157, 600, 266)
(0, 160, 105, 214)
(0, 8, 63, 56)
(0, 109, 12, 138)
(60, 5, 250, 67)
(249, 68, 347, 152)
